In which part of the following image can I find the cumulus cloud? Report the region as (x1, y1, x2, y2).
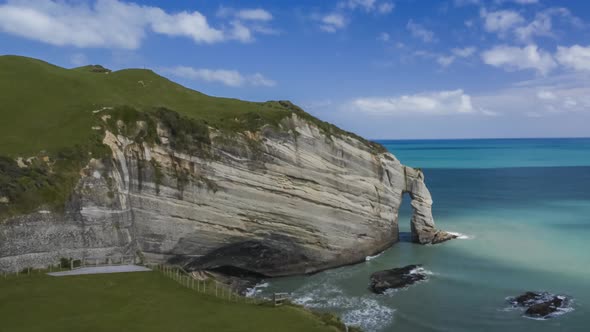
(0, 0, 277, 49)
(480, 9, 525, 34)
(406, 20, 435, 43)
(162, 66, 276, 87)
(481, 44, 557, 75)
(555, 45, 590, 72)
(349, 90, 474, 115)
(319, 13, 347, 33)
(480, 7, 583, 43)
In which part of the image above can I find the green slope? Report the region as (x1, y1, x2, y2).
(0, 55, 291, 156)
(0, 272, 351, 332)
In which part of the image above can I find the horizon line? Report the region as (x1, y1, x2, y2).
(371, 136, 590, 141)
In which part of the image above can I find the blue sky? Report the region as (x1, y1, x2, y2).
(1, 0, 589, 139)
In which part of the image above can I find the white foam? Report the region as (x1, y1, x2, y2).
(410, 267, 435, 276)
(447, 231, 473, 240)
(244, 282, 269, 297)
(290, 284, 395, 332)
(341, 298, 395, 332)
(365, 252, 383, 261)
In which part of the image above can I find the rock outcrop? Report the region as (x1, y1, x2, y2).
(0, 112, 450, 275)
(507, 292, 573, 319)
(369, 264, 427, 294)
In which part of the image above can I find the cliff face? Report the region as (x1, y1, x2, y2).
(0, 113, 448, 275)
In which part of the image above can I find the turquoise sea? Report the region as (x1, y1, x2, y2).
(254, 138, 590, 332)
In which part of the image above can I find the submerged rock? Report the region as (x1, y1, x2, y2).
(508, 292, 572, 319)
(369, 264, 427, 294)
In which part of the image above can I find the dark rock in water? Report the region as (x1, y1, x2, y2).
(526, 298, 563, 317)
(514, 291, 541, 306)
(430, 231, 458, 244)
(508, 292, 572, 319)
(369, 264, 427, 294)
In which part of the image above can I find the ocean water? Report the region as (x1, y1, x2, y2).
(253, 138, 590, 332)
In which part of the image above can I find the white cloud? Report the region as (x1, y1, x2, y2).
(320, 13, 347, 32)
(248, 73, 277, 87)
(378, 2, 395, 14)
(555, 45, 590, 72)
(349, 90, 474, 115)
(504, 0, 538, 4)
(406, 20, 435, 43)
(0, 0, 278, 49)
(235, 9, 272, 21)
(537, 90, 557, 100)
(480, 9, 525, 34)
(513, 12, 552, 42)
(149, 9, 224, 44)
(339, 0, 394, 14)
(340, 0, 377, 11)
(437, 56, 455, 67)
(481, 44, 557, 75)
(481, 7, 583, 43)
(476, 85, 590, 117)
(378, 32, 390, 42)
(452, 46, 477, 57)
(162, 66, 276, 87)
(228, 21, 253, 42)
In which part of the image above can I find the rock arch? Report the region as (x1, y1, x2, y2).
(403, 166, 456, 244)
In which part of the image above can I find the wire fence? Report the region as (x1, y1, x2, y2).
(148, 264, 270, 305)
(0, 260, 285, 306)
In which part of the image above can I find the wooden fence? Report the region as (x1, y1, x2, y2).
(149, 264, 273, 305)
(1, 260, 289, 307)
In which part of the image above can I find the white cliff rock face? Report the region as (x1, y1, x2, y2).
(0, 114, 446, 274)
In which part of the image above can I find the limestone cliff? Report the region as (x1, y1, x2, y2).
(0, 108, 451, 275)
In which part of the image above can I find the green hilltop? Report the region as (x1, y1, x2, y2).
(0, 55, 296, 156)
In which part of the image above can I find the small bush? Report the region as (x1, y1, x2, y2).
(60, 257, 71, 268)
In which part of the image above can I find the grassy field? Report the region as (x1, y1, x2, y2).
(0, 271, 346, 332)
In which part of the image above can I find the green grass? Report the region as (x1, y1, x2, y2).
(0, 55, 384, 156)
(0, 55, 291, 156)
(0, 271, 345, 332)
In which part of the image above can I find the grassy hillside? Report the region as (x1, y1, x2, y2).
(0, 55, 293, 156)
(0, 55, 385, 219)
(0, 271, 349, 332)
